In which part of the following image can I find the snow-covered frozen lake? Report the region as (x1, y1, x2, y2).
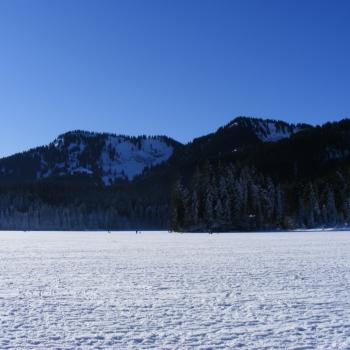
(0, 231, 349, 349)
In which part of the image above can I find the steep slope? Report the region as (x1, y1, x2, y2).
(0, 131, 181, 186)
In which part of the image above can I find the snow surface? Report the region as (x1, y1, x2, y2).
(0, 231, 350, 349)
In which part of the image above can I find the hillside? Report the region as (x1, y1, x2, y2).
(0, 131, 181, 186)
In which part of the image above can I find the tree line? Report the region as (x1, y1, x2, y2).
(170, 162, 350, 231)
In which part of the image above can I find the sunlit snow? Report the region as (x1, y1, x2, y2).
(0, 231, 349, 349)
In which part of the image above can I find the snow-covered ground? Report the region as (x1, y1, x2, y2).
(0, 231, 349, 349)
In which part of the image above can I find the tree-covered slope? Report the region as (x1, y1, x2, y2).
(1, 116, 350, 231)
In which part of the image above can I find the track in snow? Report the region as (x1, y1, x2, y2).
(0, 231, 349, 349)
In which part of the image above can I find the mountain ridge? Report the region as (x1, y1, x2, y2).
(1, 116, 350, 231)
(0, 116, 309, 186)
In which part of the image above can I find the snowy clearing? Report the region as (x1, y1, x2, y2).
(0, 231, 350, 349)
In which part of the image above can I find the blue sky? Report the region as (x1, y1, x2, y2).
(0, 0, 349, 156)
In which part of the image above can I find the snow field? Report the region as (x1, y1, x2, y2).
(0, 231, 349, 349)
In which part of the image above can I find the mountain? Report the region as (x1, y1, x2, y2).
(0, 117, 310, 187)
(130, 116, 313, 192)
(0, 131, 181, 186)
(0, 117, 311, 187)
(1, 116, 350, 231)
(168, 116, 311, 167)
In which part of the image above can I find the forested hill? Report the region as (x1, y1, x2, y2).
(0, 131, 181, 186)
(0, 117, 350, 231)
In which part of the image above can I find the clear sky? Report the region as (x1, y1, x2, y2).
(0, 0, 349, 156)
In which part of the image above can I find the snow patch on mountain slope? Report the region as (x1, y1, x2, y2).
(99, 136, 173, 185)
(229, 117, 309, 142)
(36, 132, 174, 185)
(255, 121, 301, 142)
